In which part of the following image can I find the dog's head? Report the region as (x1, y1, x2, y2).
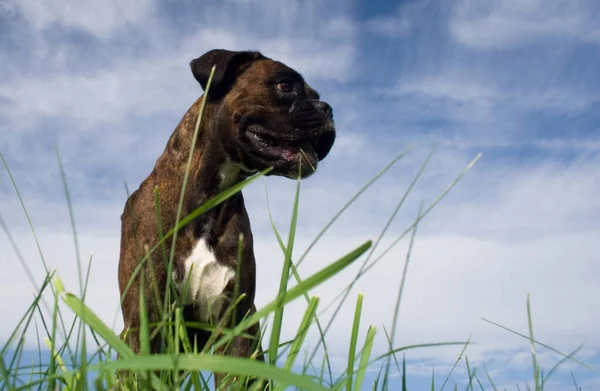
(190, 49, 336, 179)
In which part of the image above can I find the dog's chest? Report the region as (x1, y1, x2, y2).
(176, 238, 235, 322)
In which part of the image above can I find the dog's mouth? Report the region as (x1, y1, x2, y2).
(243, 125, 335, 178)
(249, 130, 317, 163)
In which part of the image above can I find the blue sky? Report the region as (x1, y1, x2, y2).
(1, 0, 600, 389)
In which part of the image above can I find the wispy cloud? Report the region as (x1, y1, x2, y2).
(451, 0, 600, 49)
(3, 0, 155, 39)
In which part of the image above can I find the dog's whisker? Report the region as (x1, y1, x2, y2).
(299, 148, 317, 172)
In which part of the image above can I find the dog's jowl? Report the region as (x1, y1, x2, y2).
(117, 49, 335, 387)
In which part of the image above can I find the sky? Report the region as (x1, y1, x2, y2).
(1, 0, 600, 389)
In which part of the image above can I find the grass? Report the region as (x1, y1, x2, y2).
(1, 69, 598, 390)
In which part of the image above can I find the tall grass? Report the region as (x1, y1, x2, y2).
(1, 68, 597, 390)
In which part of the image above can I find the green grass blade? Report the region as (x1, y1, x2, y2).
(0, 213, 40, 300)
(33, 320, 43, 391)
(354, 325, 376, 391)
(381, 326, 403, 386)
(570, 371, 581, 391)
(318, 353, 327, 386)
(526, 295, 540, 390)
(77, 254, 95, 380)
(481, 318, 600, 374)
(153, 185, 180, 313)
(47, 277, 60, 391)
(214, 240, 372, 351)
(55, 273, 169, 391)
(283, 297, 320, 371)
(231, 232, 246, 327)
(139, 272, 152, 386)
(542, 344, 583, 387)
(384, 202, 423, 388)
(0, 355, 13, 391)
(483, 364, 498, 391)
(53, 274, 133, 358)
(371, 342, 471, 369)
(269, 176, 302, 366)
(465, 356, 474, 391)
(153, 186, 170, 266)
(8, 339, 25, 387)
(55, 146, 83, 294)
(346, 293, 364, 391)
(474, 371, 485, 391)
(402, 355, 407, 391)
(266, 186, 334, 384)
(0, 154, 51, 287)
(372, 361, 384, 391)
(93, 355, 328, 391)
(440, 336, 472, 391)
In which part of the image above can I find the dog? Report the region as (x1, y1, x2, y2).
(117, 49, 335, 387)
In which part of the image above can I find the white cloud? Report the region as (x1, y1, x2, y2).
(451, 0, 600, 49)
(0, 56, 194, 125)
(0, 0, 357, 208)
(366, 15, 411, 38)
(0, 0, 356, 129)
(365, 0, 430, 38)
(428, 153, 600, 239)
(391, 74, 597, 115)
(373, 70, 599, 152)
(0, 29, 354, 131)
(3, 0, 155, 39)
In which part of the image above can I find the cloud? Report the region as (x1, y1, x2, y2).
(451, 0, 600, 49)
(2, 0, 155, 39)
(366, 14, 411, 38)
(0, 16, 355, 129)
(390, 72, 598, 116)
(0, 0, 357, 209)
(365, 0, 431, 38)
(371, 66, 600, 153)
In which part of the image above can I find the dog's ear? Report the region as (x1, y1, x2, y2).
(190, 49, 264, 100)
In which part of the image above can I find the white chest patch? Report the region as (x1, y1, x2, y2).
(176, 238, 236, 322)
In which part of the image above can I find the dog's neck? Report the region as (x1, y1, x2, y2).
(153, 97, 249, 245)
(159, 98, 240, 185)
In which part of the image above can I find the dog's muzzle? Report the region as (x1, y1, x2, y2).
(238, 97, 336, 178)
(291, 99, 335, 160)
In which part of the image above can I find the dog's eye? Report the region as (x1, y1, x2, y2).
(276, 81, 293, 93)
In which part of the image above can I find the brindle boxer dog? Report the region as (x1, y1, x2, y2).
(117, 49, 335, 388)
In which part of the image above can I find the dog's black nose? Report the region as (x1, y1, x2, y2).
(313, 101, 333, 120)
